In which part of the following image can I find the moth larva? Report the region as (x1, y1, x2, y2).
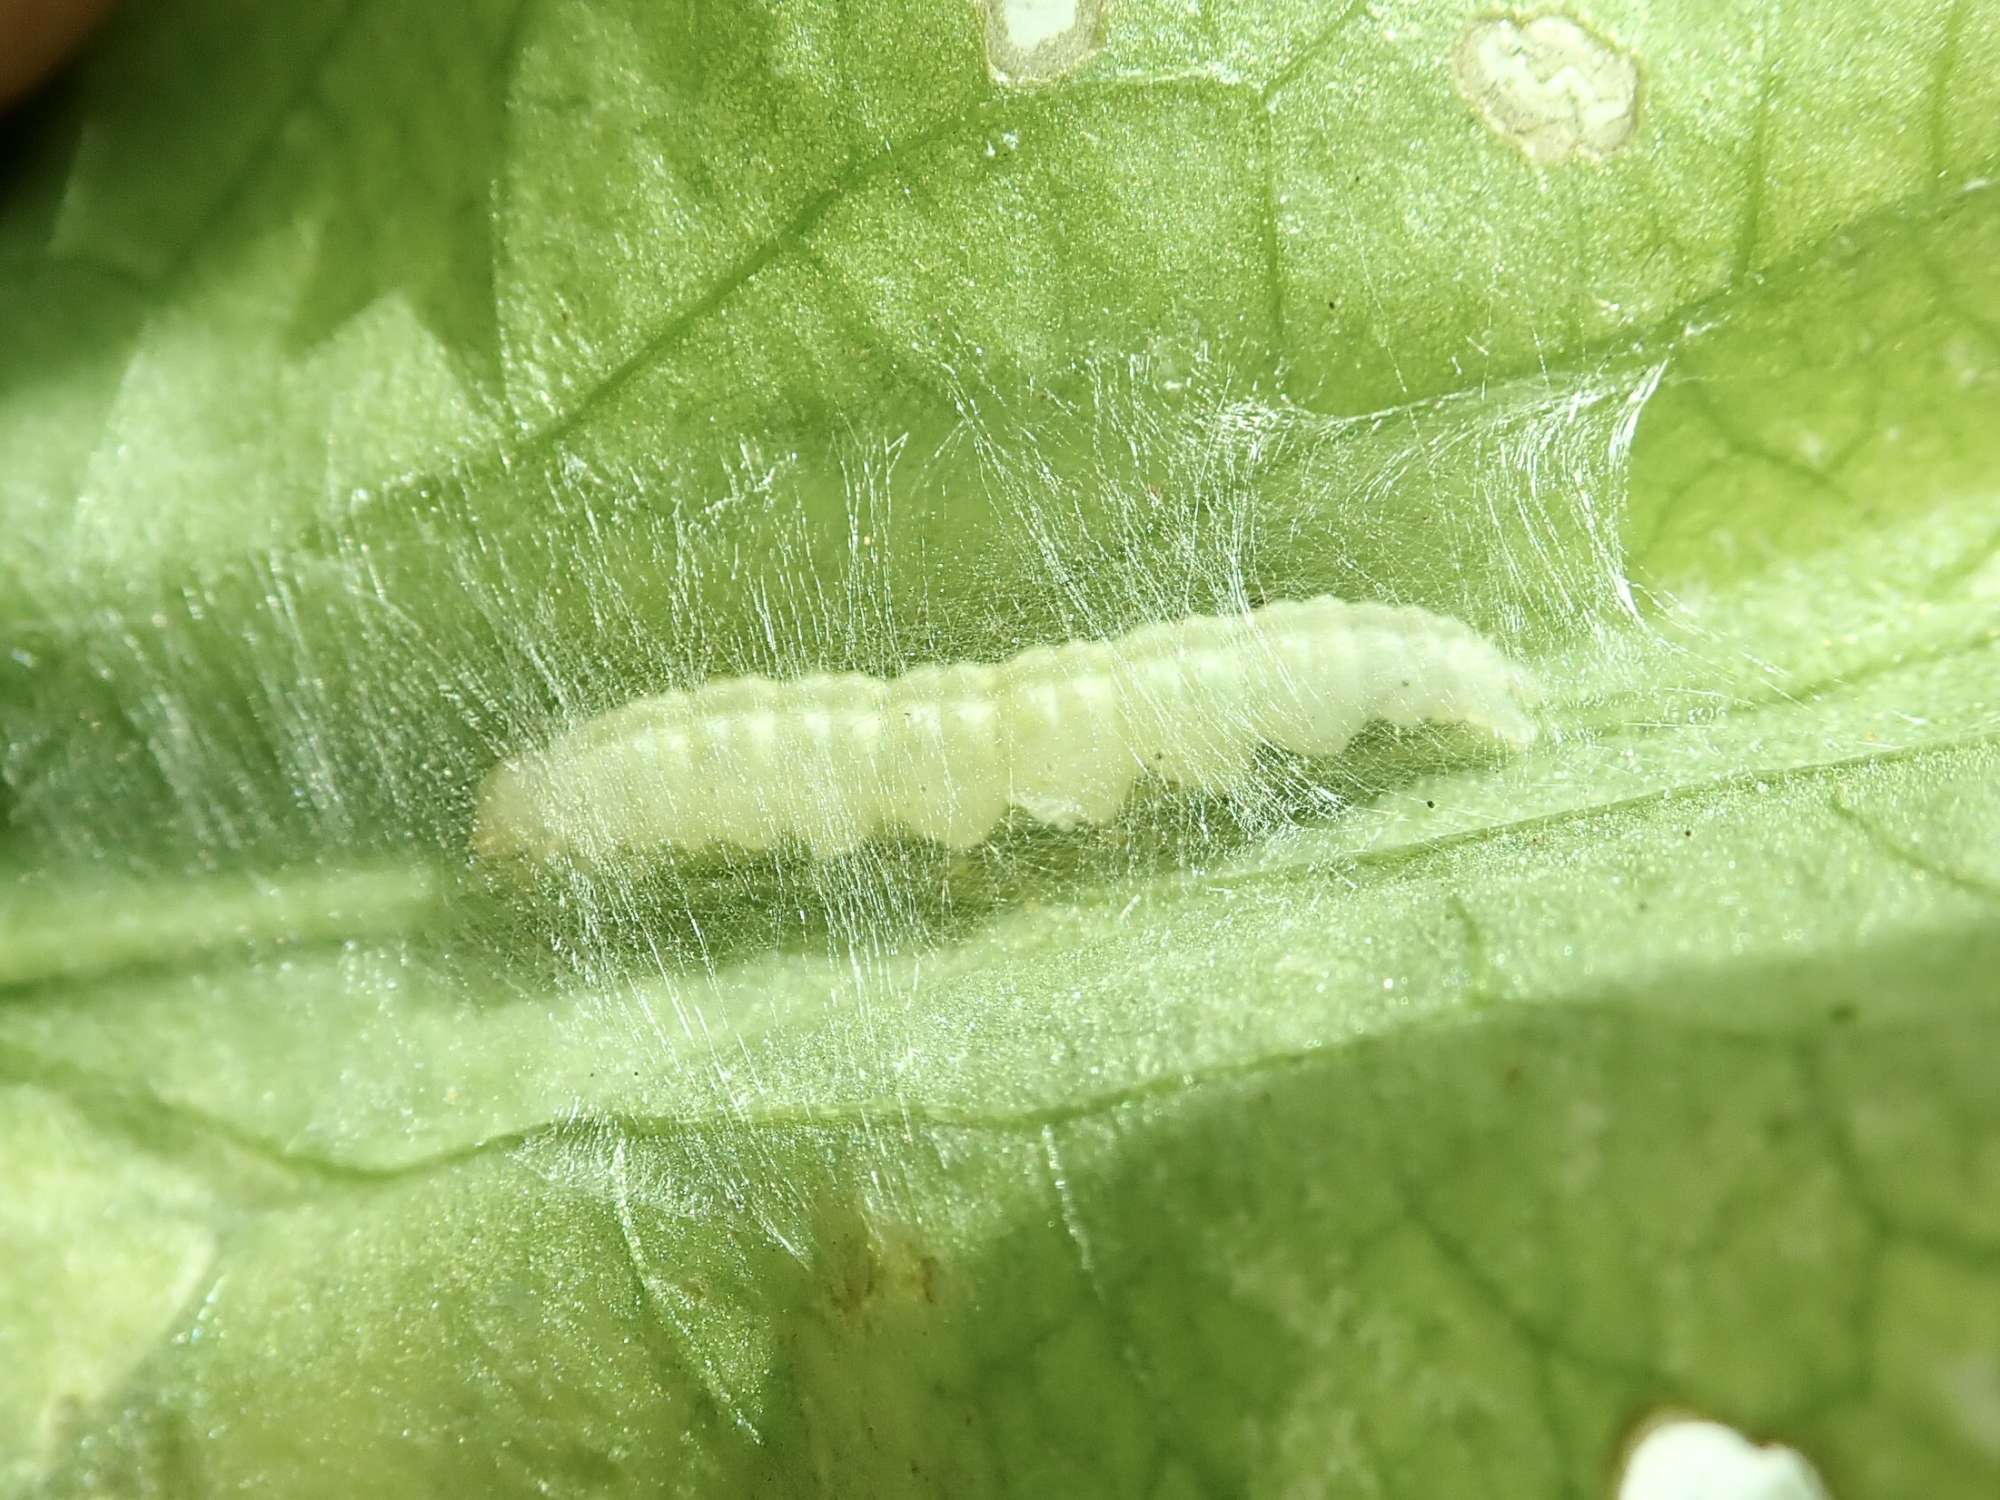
(474, 597, 1541, 864)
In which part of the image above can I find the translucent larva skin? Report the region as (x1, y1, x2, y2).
(472, 598, 1541, 863)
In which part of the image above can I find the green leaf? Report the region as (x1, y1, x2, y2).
(4, 0, 1999, 1495)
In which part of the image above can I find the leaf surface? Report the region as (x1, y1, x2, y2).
(3, 1, 1999, 1494)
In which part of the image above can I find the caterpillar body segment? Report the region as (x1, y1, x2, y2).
(474, 598, 1541, 864)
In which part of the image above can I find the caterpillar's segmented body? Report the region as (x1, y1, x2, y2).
(474, 597, 1541, 863)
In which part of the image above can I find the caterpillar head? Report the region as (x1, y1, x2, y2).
(471, 756, 561, 862)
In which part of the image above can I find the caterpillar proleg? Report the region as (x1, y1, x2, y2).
(473, 597, 1542, 864)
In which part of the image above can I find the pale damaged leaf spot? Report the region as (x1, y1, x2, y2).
(1454, 13, 1641, 166)
(1939, 1351, 2000, 1460)
(1615, 1416, 1832, 1500)
(980, 0, 1106, 84)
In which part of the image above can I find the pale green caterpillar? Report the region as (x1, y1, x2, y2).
(474, 597, 1542, 863)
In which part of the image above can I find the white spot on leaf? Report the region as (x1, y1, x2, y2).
(1616, 1417, 1832, 1500)
(1454, 13, 1641, 166)
(981, 0, 1106, 84)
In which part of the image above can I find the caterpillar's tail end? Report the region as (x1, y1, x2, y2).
(1479, 663, 1546, 752)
